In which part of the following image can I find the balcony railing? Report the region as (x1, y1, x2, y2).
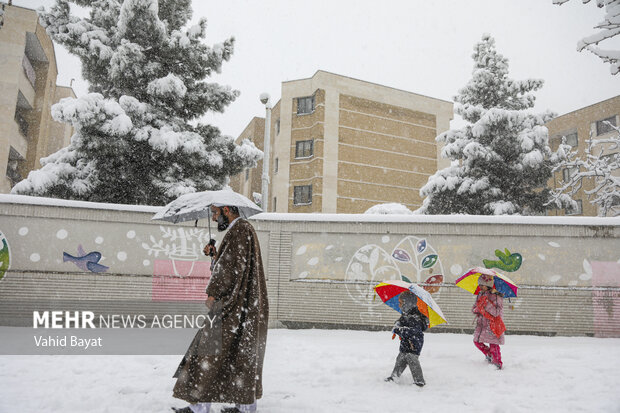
(22, 54, 36, 87)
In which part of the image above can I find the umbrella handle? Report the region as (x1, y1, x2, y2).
(207, 239, 216, 257)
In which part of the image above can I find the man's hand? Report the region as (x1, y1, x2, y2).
(205, 296, 215, 309)
(203, 239, 216, 257)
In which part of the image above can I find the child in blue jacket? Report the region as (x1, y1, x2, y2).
(385, 291, 429, 387)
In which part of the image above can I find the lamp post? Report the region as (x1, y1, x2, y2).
(259, 93, 271, 212)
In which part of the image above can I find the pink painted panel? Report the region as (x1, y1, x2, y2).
(591, 261, 620, 338)
(152, 259, 211, 301)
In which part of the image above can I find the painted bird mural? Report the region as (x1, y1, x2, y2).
(63, 245, 109, 273)
(483, 248, 522, 272)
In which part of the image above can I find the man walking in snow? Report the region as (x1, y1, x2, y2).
(173, 205, 269, 413)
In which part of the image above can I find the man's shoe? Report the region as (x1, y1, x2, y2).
(384, 376, 394, 382)
(171, 407, 193, 413)
(414, 381, 425, 387)
(221, 408, 241, 413)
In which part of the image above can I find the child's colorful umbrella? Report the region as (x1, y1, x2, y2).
(374, 280, 448, 328)
(455, 267, 518, 298)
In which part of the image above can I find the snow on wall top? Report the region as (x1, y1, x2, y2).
(0, 194, 161, 213)
(1, 194, 619, 226)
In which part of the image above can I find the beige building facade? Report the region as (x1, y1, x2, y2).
(231, 71, 453, 213)
(0, 4, 75, 193)
(546, 95, 620, 217)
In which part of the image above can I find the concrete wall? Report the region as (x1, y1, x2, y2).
(1, 195, 619, 337)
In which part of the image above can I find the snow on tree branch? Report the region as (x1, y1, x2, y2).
(554, 0, 620, 75)
(417, 34, 562, 216)
(13, 0, 262, 205)
(548, 122, 620, 216)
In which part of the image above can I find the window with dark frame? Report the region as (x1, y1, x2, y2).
(6, 147, 24, 187)
(274, 157, 279, 174)
(295, 140, 314, 158)
(562, 167, 577, 183)
(596, 116, 617, 136)
(14, 109, 28, 137)
(564, 132, 578, 147)
(275, 119, 280, 134)
(297, 95, 315, 115)
(566, 200, 583, 216)
(273, 197, 277, 211)
(245, 169, 249, 181)
(293, 185, 312, 205)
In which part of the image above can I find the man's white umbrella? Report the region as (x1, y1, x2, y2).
(152, 188, 263, 243)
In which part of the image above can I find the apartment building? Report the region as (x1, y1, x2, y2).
(231, 70, 453, 213)
(228, 116, 266, 206)
(0, 4, 75, 193)
(546, 95, 620, 217)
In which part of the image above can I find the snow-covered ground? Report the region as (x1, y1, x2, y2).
(1, 329, 618, 413)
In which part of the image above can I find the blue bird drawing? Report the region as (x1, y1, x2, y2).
(63, 245, 109, 273)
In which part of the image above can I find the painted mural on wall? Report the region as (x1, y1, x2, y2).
(0, 220, 217, 302)
(63, 245, 109, 273)
(344, 236, 444, 309)
(0, 231, 10, 282)
(141, 226, 214, 301)
(1, 207, 619, 335)
(483, 248, 522, 272)
(293, 234, 444, 321)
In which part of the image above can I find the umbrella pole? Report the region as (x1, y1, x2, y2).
(208, 208, 212, 240)
(194, 219, 198, 228)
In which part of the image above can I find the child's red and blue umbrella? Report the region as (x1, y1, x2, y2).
(374, 280, 448, 328)
(456, 267, 518, 298)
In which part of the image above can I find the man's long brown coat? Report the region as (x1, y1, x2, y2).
(173, 219, 269, 404)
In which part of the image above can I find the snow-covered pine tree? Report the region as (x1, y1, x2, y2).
(12, 0, 261, 205)
(548, 122, 620, 216)
(417, 34, 559, 215)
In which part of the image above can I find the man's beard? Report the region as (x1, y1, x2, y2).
(217, 214, 229, 231)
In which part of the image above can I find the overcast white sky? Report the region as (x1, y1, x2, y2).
(17, 0, 620, 138)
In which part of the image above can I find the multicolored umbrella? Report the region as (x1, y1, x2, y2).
(455, 267, 518, 298)
(374, 280, 448, 328)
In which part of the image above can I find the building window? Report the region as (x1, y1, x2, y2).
(297, 95, 315, 115)
(596, 116, 617, 136)
(274, 157, 279, 174)
(245, 169, 249, 181)
(6, 147, 24, 187)
(275, 119, 280, 135)
(566, 200, 583, 216)
(564, 132, 578, 147)
(273, 197, 277, 211)
(295, 139, 314, 158)
(562, 167, 577, 183)
(293, 185, 312, 205)
(14, 108, 28, 137)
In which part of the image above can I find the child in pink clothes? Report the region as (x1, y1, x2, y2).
(472, 274, 505, 369)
